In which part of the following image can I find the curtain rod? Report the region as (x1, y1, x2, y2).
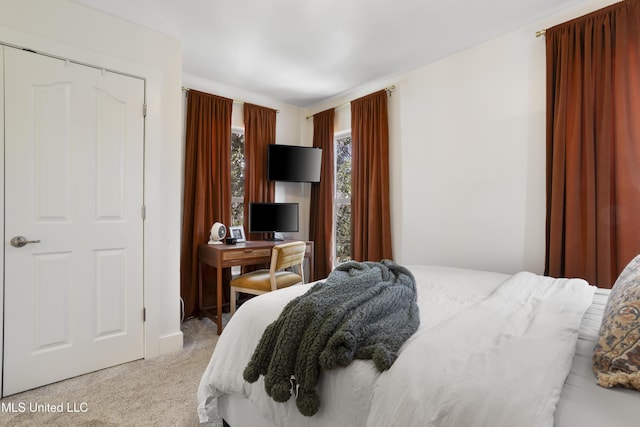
(181, 86, 279, 113)
(305, 85, 396, 121)
(536, 29, 546, 37)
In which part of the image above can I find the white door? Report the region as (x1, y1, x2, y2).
(2, 47, 145, 396)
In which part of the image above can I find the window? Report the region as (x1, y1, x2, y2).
(230, 129, 245, 227)
(335, 132, 352, 264)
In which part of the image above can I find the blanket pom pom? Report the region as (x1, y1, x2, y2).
(335, 345, 355, 367)
(296, 389, 320, 416)
(243, 364, 259, 383)
(320, 332, 356, 369)
(319, 351, 337, 369)
(372, 346, 395, 371)
(270, 381, 292, 402)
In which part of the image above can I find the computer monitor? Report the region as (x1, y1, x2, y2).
(248, 202, 299, 240)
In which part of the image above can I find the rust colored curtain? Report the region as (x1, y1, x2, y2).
(545, 0, 640, 287)
(309, 108, 335, 280)
(243, 103, 276, 241)
(351, 90, 393, 262)
(180, 90, 233, 318)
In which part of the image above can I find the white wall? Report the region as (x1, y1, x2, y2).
(396, 29, 545, 274)
(182, 74, 311, 241)
(305, 0, 618, 276)
(0, 0, 184, 358)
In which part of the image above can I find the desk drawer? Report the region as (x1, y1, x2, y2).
(222, 248, 271, 261)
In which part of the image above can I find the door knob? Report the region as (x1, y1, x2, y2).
(10, 236, 41, 248)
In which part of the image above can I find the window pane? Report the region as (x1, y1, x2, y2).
(335, 134, 352, 265)
(231, 201, 244, 227)
(336, 203, 351, 263)
(231, 131, 245, 226)
(335, 136, 351, 199)
(231, 132, 245, 198)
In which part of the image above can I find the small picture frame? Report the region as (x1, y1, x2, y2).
(229, 226, 246, 242)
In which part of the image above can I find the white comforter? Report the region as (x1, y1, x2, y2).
(197, 265, 595, 427)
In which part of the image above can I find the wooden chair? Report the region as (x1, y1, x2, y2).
(229, 241, 306, 315)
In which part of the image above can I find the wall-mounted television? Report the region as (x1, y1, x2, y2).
(249, 202, 299, 240)
(267, 144, 322, 183)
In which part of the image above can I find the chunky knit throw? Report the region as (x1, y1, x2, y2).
(243, 260, 420, 416)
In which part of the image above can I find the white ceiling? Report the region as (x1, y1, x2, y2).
(73, 0, 584, 107)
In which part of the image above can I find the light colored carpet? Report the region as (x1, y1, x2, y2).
(0, 318, 222, 426)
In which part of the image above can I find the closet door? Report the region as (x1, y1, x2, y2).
(3, 47, 145, 396)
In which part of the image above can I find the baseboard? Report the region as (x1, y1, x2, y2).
(158, 330, 184, 355)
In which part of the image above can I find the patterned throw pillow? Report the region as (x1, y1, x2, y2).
(593, 254, 640, 391)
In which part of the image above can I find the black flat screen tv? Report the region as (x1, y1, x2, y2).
(249, 202, 299, 240)
(267, 144, 322, 183)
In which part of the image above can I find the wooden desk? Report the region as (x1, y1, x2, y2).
(198, 240, 314, 334)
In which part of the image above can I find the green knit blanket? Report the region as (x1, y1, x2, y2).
(243, 259, 420, 416)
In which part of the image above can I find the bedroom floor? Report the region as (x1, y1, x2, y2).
(0, 317, 222, 426)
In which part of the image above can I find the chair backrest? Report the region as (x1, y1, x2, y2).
(270, 241, 306, 283)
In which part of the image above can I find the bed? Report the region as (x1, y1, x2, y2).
(197, 263, 640, 427)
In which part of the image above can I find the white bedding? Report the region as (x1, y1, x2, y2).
(197, 265, 596, 427)
(554, 289, 640, 427)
